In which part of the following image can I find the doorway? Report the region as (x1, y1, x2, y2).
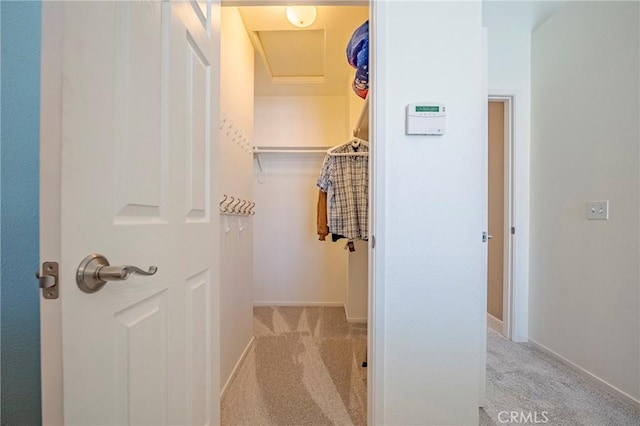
(487, 97, 514, 338)
(218, 3, 372, 425)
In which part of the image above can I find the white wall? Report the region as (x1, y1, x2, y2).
(486, 23, 531, 342)
(254, 96, 349, 148)
(253, 96, 349, 305)
(374, 2, 485, 424)
(530, 0, 640, 402)
(219, 7, 254, 393)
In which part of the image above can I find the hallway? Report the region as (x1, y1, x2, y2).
(481, 318, 640, 425)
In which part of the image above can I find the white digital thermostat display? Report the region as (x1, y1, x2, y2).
(406, 102, 446, 135)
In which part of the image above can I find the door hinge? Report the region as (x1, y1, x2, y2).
(36, 261, 59, 299)
(371, 235, 376, 249)
(511, 227, 516, 235)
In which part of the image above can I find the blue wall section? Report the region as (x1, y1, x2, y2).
(1, 1, 43, 424)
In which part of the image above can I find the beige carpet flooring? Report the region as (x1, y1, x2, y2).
(222, 307, 640, 426)
(221, 306, 368, 426)
(481, 316, 640, 425)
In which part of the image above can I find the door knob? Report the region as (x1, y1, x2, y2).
(76, 254, 158, 293)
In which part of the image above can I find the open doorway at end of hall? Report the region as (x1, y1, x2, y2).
(487, 98, 513, 339)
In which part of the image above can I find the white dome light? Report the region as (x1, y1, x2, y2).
(286, 6, 317, 28)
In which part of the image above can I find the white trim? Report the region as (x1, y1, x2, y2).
(346, 317, 368, 324)
(40, 2, 64, 424)
(488, 88, 528, 343)
(369, 0, 384, 424)
(479, 29, 489, 408)
(220, 337, 255, 400)
(252, 301, 344, 307)
(488, 95, 516, 341)
(529, 338, 640, 409)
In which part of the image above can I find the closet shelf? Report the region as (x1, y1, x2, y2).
(253, 146, 332, 176)
(253, 146, 333, 154)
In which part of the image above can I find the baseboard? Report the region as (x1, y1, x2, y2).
(528, 338, 640, 409)
(487, 312, 503, 325)
(220, 336, 255, 401)
(345, 305, 368, 324)
(253, 301, 344, 307)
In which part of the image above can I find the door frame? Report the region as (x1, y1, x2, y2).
(488, 95, 515, 340)
(369, 1, 383, 423)
(221, 0, 380, 424)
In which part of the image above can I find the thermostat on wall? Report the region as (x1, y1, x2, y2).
(406, 102, 446, 135)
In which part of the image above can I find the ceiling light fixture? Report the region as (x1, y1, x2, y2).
(286, 6, 317, 28)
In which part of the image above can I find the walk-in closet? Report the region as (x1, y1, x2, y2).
(218, 4, 371, 424)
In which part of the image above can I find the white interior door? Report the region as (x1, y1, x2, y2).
(43, 1, 221, 424)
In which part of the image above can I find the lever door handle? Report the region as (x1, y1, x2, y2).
(97, 265, 158, 281)
(76, 254, 158, 293)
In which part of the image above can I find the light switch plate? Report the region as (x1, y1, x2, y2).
(587, 201, 609, 220)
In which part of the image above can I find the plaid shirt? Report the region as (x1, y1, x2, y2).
(316, 144, 369, 240)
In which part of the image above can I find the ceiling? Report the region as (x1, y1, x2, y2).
(235, 1, 568, 97)
(237, 6, 369, 97)
(482, 0, 569, 31)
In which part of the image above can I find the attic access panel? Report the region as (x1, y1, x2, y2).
(256, 29, 325, 78)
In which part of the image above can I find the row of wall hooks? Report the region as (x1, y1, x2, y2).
(219, 195, 255, 216)
(220, 114, 252, 154)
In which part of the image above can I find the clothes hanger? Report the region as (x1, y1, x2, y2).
(327, 137, 369, 156)
(350, 137, 369, 149)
